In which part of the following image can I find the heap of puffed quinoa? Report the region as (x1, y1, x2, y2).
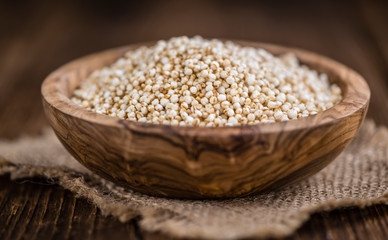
(72, 36, 342, 127)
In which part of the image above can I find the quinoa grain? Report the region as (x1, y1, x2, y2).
(72, 36, 342, 127)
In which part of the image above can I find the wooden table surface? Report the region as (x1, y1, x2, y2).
(0, 0, 387, 239)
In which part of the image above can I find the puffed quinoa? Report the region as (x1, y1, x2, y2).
(72, 36, 342, 127)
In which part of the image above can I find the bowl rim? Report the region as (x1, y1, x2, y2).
(41, 40, 370, 137)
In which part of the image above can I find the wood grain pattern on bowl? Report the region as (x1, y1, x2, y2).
(41, 41, 370, 199)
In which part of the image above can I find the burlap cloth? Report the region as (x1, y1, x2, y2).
(0, 119, 387, 239)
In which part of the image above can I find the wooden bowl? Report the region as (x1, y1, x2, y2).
(41, 41, 370, 199)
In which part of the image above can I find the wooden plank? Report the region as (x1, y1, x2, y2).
(34, 187, 65, 239)
(92, 215, 139, 240)
(359, 0, 388, 68)
(9, 183, 49, 240)
(0, 179, 34, 240)
(68, 199, 98, 240)
(0, 176, 140, 240)
(286, 206, 388, 240)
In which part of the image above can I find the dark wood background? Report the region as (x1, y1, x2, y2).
(0, 0, 387, 239)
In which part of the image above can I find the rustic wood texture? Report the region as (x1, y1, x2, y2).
(41, 42, 370, 199)
(1, 175, 387, 240)
(0, 0, 387, 238)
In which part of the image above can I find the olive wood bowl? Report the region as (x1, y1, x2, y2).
(41, 41, 370, 199)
